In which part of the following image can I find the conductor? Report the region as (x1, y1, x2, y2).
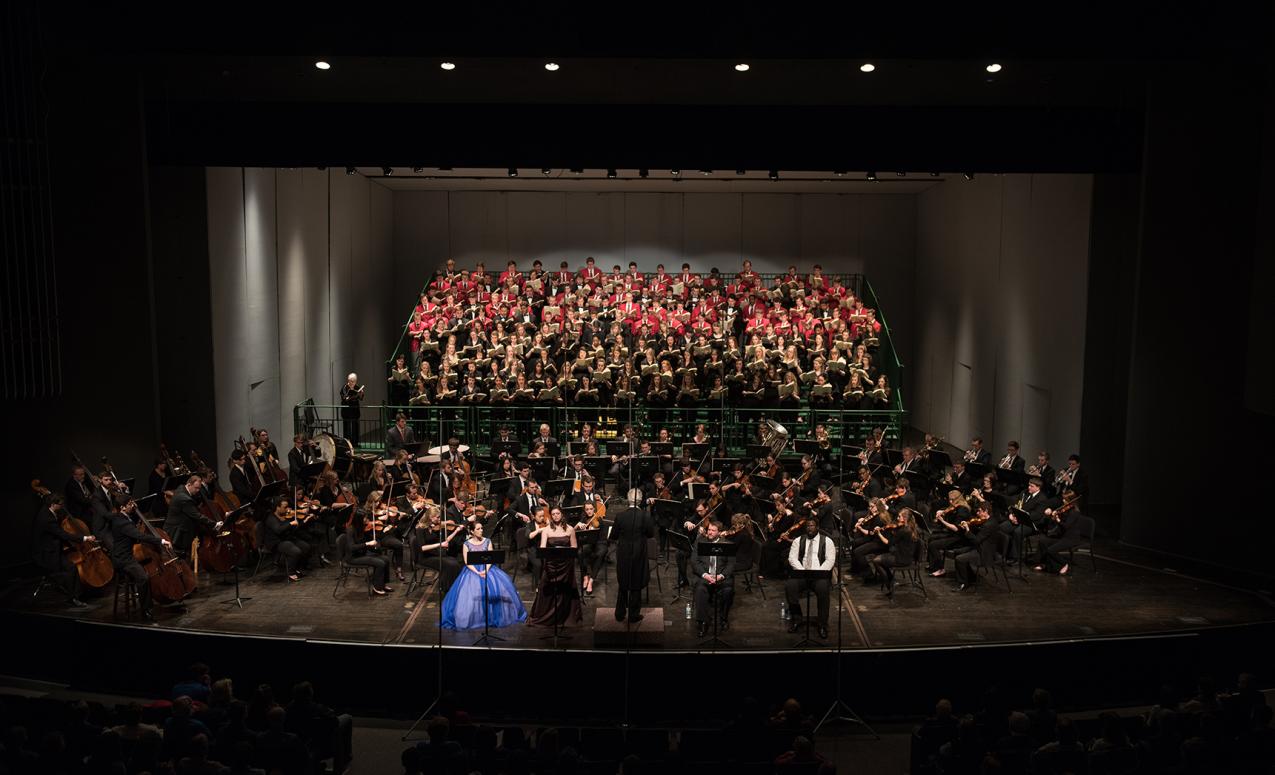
(612, 489, 656, 623)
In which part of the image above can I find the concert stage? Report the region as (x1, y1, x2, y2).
(4, 540, 1272, 722)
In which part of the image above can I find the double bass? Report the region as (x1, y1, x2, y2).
(248, 428, 288, 483)
(133, 506, 197, 603)
(32, 480, 114, 589)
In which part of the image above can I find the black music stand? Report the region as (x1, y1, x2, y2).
(635, 456, 659, 478)
(746, 444, 773, 461)
(788, 568, 832, 648)
(663, 529, 693, 604)
(793, 439, 823, 456)
(300, 461, 327, 484)
(218, 503, 256, 609)
(491, 441, 521, 460)
(528, 458, 554, 483)
(695, 541, 737, 650)
(464, 550, 507, 647)
(817, 552, 879, 739)
(252, 480, 286, 510)
(1008, 507, 1035, 581)
(649, 442, 675, 460)
(681, 443, 709, 461)
(535, 545, 579, 648)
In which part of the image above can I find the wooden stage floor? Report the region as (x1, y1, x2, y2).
(4, 540, 1272, 654)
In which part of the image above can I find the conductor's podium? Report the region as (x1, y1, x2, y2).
(591, 607, 666, 648)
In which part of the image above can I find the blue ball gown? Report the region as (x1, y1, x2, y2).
(441, 538, 527, 630)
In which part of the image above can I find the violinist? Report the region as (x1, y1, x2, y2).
(759, 492, 798, 581)
(1034, 489, 1084, 575)
(389, 448, 419, 487)
(416, 507, 464, 594)
(849, 466, 883, 501)
(228, 450, 257, 504)
(32, 493, 95, 608)
(346, 507, 392, 595)
(264, 497, 313, 582)
(926, 490, 974, 577)
(163, 475, 223, 559)
(952, 503, 1002, 591)
(110, 498, 171, 620)
(719, 464, 751, 514)
(849, 498, 891, 579)
(798, 455, 821, 499)
(670, 458, 702, 498)
(573, 501, 606, 595)
(868, 507, 919, 598)
(884, 478, 916, 515)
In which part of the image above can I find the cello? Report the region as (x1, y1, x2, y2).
(31, 480, 114, 589)
(250, 427, 288, 483)
(132, 506, 197, 603)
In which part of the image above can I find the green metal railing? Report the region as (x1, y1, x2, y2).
(860, 277, 905, 413)
(294, 401, 906, 461)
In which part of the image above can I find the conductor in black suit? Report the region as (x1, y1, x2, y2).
(32, 494, 95, 607)
(612, 489, 656, 623)
(691, 520, 736, 637)
(163, 475, 222, 559)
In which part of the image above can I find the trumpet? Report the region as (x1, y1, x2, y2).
(1027, 464, 1040, 476)
(962, 448, 978, 462)
(998, 453, 1015, 468)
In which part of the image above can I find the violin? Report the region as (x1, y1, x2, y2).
(32, 480, 114, 589)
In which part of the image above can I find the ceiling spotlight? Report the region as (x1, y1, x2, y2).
(929, 172, 940, 177)
(541, 168, 551, 175)
(607, 168, 617, 178)
(639, 168, 649, 178)
(735, 169, 746, 175)
(382, 167, 393, 176)
(699, 169, 713, 176)
(412, 166, 425, 173)
(508, 168, 518, 177)
(860, 63, 875, 73)
(345, 167, 356, 175)
(833, 170, 847, 176)
(896, 172, 907, 177)
(866, 171, 878, 182)
(317, 166, 327, 171)
(735, 63, 750, 72)
(964, 172, 976, 181)
(768, 169, 779, 181)
(670, 169, 680, 175)
(569, 168, 583, 174)
(440, 62, 456, 71)
(314, 61, 331, 70)
(986, 63, 1002, 73)
(544, 62, 560, 71)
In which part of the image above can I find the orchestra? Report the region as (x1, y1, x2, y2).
(23, 258, 1100, 645)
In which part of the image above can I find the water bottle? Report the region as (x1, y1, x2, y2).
(684, 603, 692, 620)
(780, 601, 789, 620)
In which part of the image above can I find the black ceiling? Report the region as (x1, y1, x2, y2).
(32, 2, 1274, 172)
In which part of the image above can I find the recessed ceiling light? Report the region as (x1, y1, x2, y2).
(345, 167, 356, 176)
(735, 63, 750, 72)
(670, 169, 680, 175)
(866, 171, 878, 182)
(544, 62, 560, 72)
(607, 168, 617, 178)
(314, 61, 331, 70)
(986, 63, 1002, 73)
(382, 167, 393, 176)
(860, 63, 875, 73)
(768, 169, 779, 181)
(541, 168, 552, 175)
(440, 62, 456, 71)
(508, 168, 518, 177)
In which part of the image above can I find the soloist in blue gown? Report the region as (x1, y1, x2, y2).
(441, 538, 527, 630)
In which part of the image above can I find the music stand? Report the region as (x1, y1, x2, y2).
(252, 480, 287, 509)
(464, 550, 507, 646)
(300, 460, 327, 484)
(746, 444, 773, 461)
(491, 441, 521, 460)
(695, 541, 738, 650)
(635, 456, 659, 478)
(788, 568, 831, 648)
(681, 443, 709, 461)
(584, 456, 610, 483)
(711, 457, 741, 474)
(663, 529, 693, 603)
(649, 442, 674, 460)
(218, 502, 256, 608)
(535, 545, 579, 647)
(928, 450, 953, 470)
(528, 458, 554, 483)
(545, 479, 576, 503)
(1009, 507, 1035, 581)
(816, 558, 879, 739)
(793, 439, 823, 456)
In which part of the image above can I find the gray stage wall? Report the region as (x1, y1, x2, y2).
(913, 174, 1094, 468)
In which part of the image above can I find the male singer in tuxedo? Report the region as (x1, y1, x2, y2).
(691, 520, 736, 638)
(785, 519, 836, 639)
(612, 489, 656, 623)
(386, 414, 418, 457)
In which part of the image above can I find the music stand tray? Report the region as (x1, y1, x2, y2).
(793, 439, 823, 456)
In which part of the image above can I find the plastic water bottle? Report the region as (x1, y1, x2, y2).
(684, 603, 692, 620)
(780, 602, 789, 620)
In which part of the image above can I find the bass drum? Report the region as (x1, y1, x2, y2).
(315, 431, 355, 480)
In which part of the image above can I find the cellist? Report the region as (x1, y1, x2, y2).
(110, 498, 171, 621)
(32, 492, 96, 608)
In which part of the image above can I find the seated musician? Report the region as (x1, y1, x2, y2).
(849, 499, 892, 581)
(785, 518, 836, 638)
(386, 413, 418, 456)
(110, 498, 170, 620)
(952, 503, 1003, 591)
(264, 497, 313, 583)
(415, 507, 464, 595)
(926, 490, 974, 577)
(691, 520, 736, 638)
(868, 507, 919, 598)
(999, 477, 1055, 563)
(32, 493, 96, 608)
(345, 507, 392, 595)
(570, 501, 606, 595)
(1034, 489, 1084, 576)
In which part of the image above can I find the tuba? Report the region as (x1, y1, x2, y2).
(760, 419, 790, 457)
